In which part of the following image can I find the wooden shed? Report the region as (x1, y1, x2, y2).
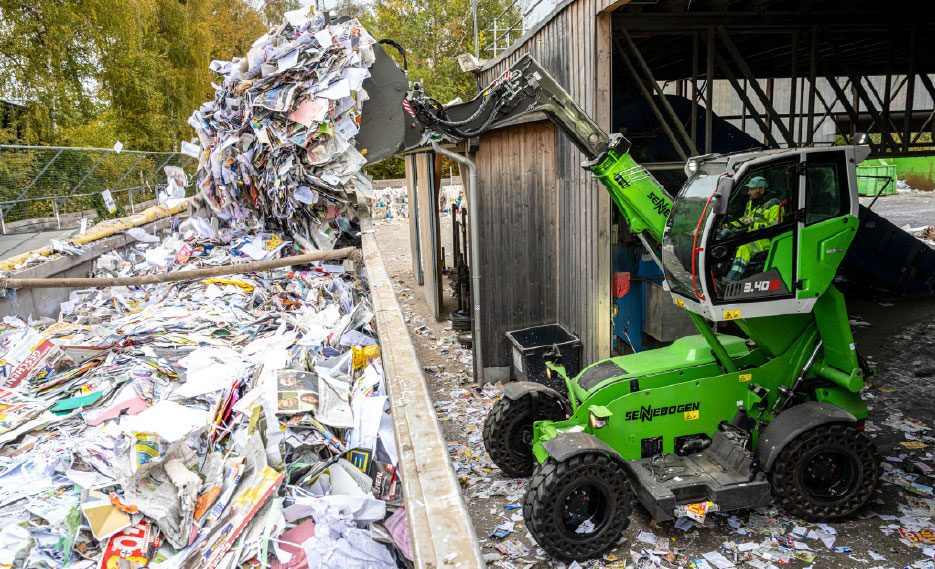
(470, 0, 619, 380)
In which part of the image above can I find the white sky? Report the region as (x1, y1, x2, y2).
(300, 0, 559, 31)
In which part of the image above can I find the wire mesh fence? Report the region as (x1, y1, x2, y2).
(0, 145, 198, 234)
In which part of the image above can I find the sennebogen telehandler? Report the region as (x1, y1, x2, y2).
(359, 42, 881, 561)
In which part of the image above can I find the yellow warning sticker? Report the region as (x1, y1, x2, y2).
(739, 373, 752, 382)
(723, 309, 741, 320)
(675, 298, 686, 308)
(684, 410, 700, 421)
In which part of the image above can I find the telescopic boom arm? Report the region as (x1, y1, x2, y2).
(402, 54, 674, 243)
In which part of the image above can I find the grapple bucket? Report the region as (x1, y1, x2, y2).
(356, 42, 421, 164)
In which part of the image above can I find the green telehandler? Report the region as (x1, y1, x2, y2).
(358, 42, 881, 561)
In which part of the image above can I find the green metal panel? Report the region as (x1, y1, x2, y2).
(858, 156, 935, 192)
(796, 214, 858, 299)
(856, 162, 897, 196)
(892, 156, 935, 191)
(763, 232, 795, 289)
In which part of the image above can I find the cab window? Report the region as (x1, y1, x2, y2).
(707, 159, 797, 301)
(804, 152, 849, 225)
(713, 161, 795, 242)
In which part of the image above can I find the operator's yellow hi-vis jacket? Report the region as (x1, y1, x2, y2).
(726, 197, 783, 233)
(724, 196, 783, 281)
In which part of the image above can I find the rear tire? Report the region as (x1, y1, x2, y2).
(523, 453, 632, 561)
(483, 390, 565, 477)
(769, 422, 880, 520)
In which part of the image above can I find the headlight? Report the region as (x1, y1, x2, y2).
(589, 411, 608, 429)
(684, 159, 699, 177)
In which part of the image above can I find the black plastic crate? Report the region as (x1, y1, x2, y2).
(505, 324, 581, 394)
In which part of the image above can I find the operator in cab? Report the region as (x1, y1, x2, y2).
(721, 176, 783, 282)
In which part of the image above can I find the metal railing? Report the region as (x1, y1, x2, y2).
(485, 0, 550, 56)
(0, 145, 197, 234)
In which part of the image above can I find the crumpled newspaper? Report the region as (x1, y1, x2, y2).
(0, 210, 402, 567)
(187, 7, 377, 249)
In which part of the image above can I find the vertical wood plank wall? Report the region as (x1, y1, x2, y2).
(475, 121, 559, 367)
(475, 0, 616, 369)
(415, 153, 443, 319)
(404, 156, 423, 285)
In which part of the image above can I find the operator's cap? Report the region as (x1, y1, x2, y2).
(747, 176, 768, 188)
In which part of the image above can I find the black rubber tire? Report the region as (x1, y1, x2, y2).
(483, 391, 565, 477)
(523, 453, 632, 561)
(769, 422, 881, 521)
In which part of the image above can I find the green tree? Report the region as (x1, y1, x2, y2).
(350, 0, 519, 179)
(260, 0, 301, 25)
(362, 0, 520, 103)
(0, 0, 269, 151)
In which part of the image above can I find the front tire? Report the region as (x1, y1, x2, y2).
(769, 422, 880, 520)
(483, 390, 565, 477)
(523, 453, 632, 561)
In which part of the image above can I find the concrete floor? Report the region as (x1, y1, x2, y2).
(374, 195, 935, 569)
(859, 193, 935, 229)
(0, 228, 75, 261)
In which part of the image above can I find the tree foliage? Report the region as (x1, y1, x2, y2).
(350, 0, 521, 179)
(0, 0, 269, 151)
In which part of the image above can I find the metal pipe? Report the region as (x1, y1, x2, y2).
(472, 0, 479, 59)
(705, 27, 714, 153)
(52, 199, 61, 229)
(0, 144, 176, 154)
(2, 247, 357, 290)
(432, 142, 484, 385)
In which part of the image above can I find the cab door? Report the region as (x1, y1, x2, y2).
(705, 157, 800, 306)
(795, 149, 858, 299)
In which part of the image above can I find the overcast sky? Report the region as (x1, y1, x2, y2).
(299, 0, 558, 30)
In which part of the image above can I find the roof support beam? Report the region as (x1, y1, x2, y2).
(716, 26, 795, 146)
(902, 27, 918, 153)
(788, 30, 799, 145)
(613, 36, 690, 161)
(690, 32, 699, 145)
(808, 78, 852, 143)
(827, 31, 900, 152)
(705, 27, 714, 153)
(711, 44, 780, 147)
(620, 29, 699, 155)
(823, 75, 872, 149)
(806, 27, 818, 146)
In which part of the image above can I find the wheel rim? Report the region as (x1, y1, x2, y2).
(557, 479, 612, 540)
(508, 419, 534, 459)
(797, 447, 860, 504)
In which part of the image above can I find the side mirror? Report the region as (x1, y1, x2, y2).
(712, 176, 734, 216)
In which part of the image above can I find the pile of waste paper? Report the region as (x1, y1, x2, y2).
(371, 187, 408, 220)
(0, 227, 407, 569)
(187, 7, 376, 249)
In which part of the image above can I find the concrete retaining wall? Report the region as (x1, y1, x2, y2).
(0, 217, 171, 319)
